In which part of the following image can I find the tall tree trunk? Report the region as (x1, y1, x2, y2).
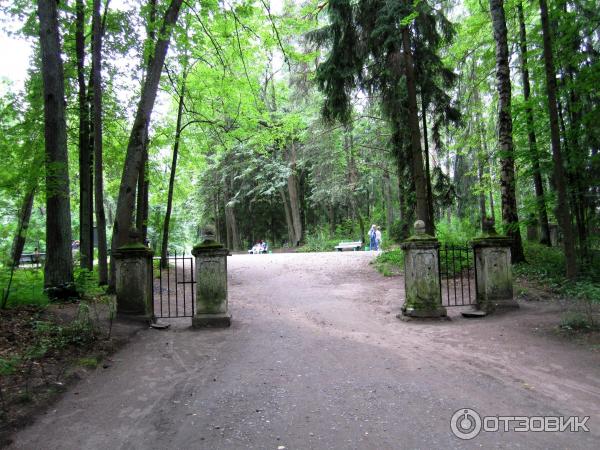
(421, 98, 435, 230)
(538, 0, 577, 278)
(489, 0, 525, 263)
(10, 187, 36, 267)
(477, 155, 487, 228)
(327, 203, 336, 236)
(224, 180, 241, 251)
(92, 0, 108, 284)
(110, 0, 184, 289)
(401, 25, 431, 234)
(38, 0, 74, 292)
(287, 141, 303, 246)
(280, 188, 295, 246)
(76, 0, 94, 270)
(517, 1, 551, 246)
(135, 0, 157, 242)
(383, 171, 394, 232)
(160, 78, 185, 268)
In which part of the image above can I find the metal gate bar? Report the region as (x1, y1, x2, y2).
(153, 251, 196, 319)
(439, 244, 476, 307)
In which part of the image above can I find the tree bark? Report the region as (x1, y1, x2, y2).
(76, 0, 94, 270)
(538, 0, 578, 278)
(110, 0, 184, 289)
(223, 179, 242, 251)
(517, 1, 551, 246)
(135, 0, 157, 243)
(280, 188, 295, 246)
(10, 188, 36, 267)
(489, 0, 525, 263)
(38, 0, 74, 291)
(287, 141, 303, 246)
(421, 98, 435, 230)
(160, 77, 186, 268)
(401, 25, 432, 234)
(92, 0, 108, 284)
(383, 171, 394, 232)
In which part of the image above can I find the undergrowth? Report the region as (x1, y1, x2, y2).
(373, 249, 404, 276)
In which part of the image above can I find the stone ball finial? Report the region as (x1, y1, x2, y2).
(414, 220, 426, 235)
(482, 217, 497, 235)
(200, 224, 216, 242)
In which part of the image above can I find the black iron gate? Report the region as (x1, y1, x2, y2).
(438, 244, 476, 307)
(152, 251, 196, 318)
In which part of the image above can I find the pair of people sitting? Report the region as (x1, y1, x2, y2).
(248, 240, 268, 254)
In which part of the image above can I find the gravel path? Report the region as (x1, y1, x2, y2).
(8, 252, 600, 449)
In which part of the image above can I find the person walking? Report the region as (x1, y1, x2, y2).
(375, 226, 382, 252)
(368, 224, 377, 251)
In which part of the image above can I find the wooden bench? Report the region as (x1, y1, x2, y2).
(19, 253, 45, 266)
(335, 241, 362, 251)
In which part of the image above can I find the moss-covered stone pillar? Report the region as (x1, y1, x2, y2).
(400, 220, 446, 318)
(472, 219, 517, 313)
(191, 234, 231, 328)
(113, 231, 154, 319)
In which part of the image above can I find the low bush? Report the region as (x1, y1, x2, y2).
(297, 229, 340, 253)
(373, 249, 404, 276)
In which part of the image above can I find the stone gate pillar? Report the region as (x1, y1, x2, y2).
(114, 229, 154, 319)
(472, 218, 518, 313)
(400, 220, 446, 318)
(191, 228, 231, 328)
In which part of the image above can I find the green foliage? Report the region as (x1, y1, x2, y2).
(0, 268, 47, 308)
(435, 217, 479, 245)
(74, 267, 105, 298)
(560, 312, 597, 332)
(296, 228, 340, 253)
(515, 243, 600, 307)
(373, 249, 404, 276)
(388, 219, 409, 243)
(32, 305, 99, 353)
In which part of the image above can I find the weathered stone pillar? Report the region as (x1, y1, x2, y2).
(472, 219, 517, 313)
(191, 230, 231, 328)
(400, 220, 446, 318)
(113, 230, 154, 319)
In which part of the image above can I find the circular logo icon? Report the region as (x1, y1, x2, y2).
(450, 408, 482, 440)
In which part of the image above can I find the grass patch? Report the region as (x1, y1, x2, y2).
(373, 249, 404, 276)
(77, 357, 99, 369)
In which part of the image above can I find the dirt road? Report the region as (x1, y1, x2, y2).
(9, 252, 600, 449)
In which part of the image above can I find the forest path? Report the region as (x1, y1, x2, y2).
(9, 252, 600, 449)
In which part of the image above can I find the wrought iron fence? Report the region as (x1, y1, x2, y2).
(438, 244, 476, 307)
(152, 251, 196, 319)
